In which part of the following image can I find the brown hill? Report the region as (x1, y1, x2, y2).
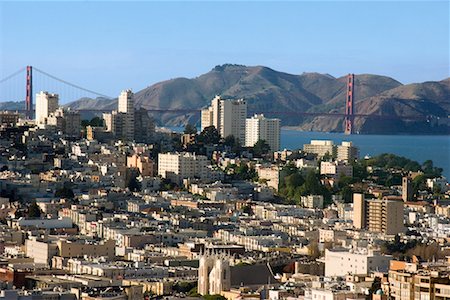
(64, 64, 449, 134)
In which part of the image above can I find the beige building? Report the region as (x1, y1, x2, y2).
(303, 140, 336, 158)
(26, 236, 115, 267)
(0, 111, 19, 126)
(301, 195, 324, 209)
(103, 92, 154, 142)
(158, 152, 209, 184)
(47, 108, 81, 136)
(198, 253, 231, 295)
(201, 95, 247, 142)
(353, 193, 405, 235)
(353, 193, 366, 230)
(337, 141, 359, 162)
(256, 165, 280, 191)
(35, 91, 59, 126)
(320, 161, 353, 179)
(324, 248, 392, 277)
(245, 114, 280, 151)
(118, 89, 135, 141)
(389, 261, 450, 300)
(127, 154, 154, 176)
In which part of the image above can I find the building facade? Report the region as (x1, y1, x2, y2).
(158, 152, 209, 185)
(245, 114, 280, 151)
(304, 140, 337, 158)
(201, 95, 247, 143)
(353, 193, 405, 235)
(35, 91, 59, 126)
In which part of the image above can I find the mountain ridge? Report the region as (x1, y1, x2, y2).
(2, 64, 449, 134)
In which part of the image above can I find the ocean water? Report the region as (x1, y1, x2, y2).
(281, 130, 450, 179)
(163, 126, 450, 178)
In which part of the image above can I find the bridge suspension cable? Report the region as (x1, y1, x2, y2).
(33, 67, 112, 99)
(0, 67, 26, 84)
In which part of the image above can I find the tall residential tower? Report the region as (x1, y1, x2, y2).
(201, 95, 247, 143)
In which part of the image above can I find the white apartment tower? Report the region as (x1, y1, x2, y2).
(118, 89, 135, 141)
(245, 114, 280, 151)
(35, 91, 59, 126)
(201, 95, 247, 143)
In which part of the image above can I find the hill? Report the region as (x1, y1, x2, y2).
(3, 64, 449, 134)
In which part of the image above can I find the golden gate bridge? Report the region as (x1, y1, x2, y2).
(0, 66, 428, 134)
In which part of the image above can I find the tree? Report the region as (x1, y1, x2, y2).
(55, 184, 75, 199)
(184, 123, 197, 135)
(223, 135, 242, 154)
(28, 201, 42, 218)
(198, 126, 220, 145)
(252, 139, 270, 158)
(307, 241, 321, 259)
(301, 170, 323, 195)
(125, 168, 141, 192)
(203, 295, 227, 300)
(90, 117, 104, 127)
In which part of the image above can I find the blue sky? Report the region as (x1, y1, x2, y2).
(0, 1, 449, 101)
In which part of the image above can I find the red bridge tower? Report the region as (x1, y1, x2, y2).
(26, 66, 33, 119)
(344, 73, 355, 135)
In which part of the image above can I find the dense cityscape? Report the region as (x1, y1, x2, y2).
(0, 88, 448, 300)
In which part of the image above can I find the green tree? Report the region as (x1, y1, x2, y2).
(223, 135, 242, 154)
(252, 139, 271, 158)
(198, 126, 220, 145)
(125, 169, 141, 192)
(28, 201, 42, 218)
(90, 116, 104, 127)
(184, 123, 197, 135)
(301, 170, 323, 195)
(340, 186, 353, 203)
(55, 184, 75, 199)
(203, 295, 227, 300)
(308, 241, 321, 259)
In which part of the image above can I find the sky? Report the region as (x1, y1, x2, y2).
(0, 0, 449, 102)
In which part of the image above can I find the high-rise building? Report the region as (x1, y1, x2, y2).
(245, 114, 280, 151)
(35, 91, 59, 126)
(402, 176, 413, 202)
(118, 89, 135, 141)
(102, 90, 155, 142)
(201, 95, 247, 143)
(337, 141, 359, 162)
(353, 193, 366, 230)
(134, 108, 155, 143)
(353, 193, 405, 235)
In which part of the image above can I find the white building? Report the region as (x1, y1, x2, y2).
(320, 161, 353, 179)
(201, 95, 247, 143)
(35, 91, 59, 126)
(158, 152, 209, 185)
(245, 114, 280, 151)
(118, 89, 135, 141)
(324, 248, 392, 277)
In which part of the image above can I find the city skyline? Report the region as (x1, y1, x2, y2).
(0, 1, 448, 98)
